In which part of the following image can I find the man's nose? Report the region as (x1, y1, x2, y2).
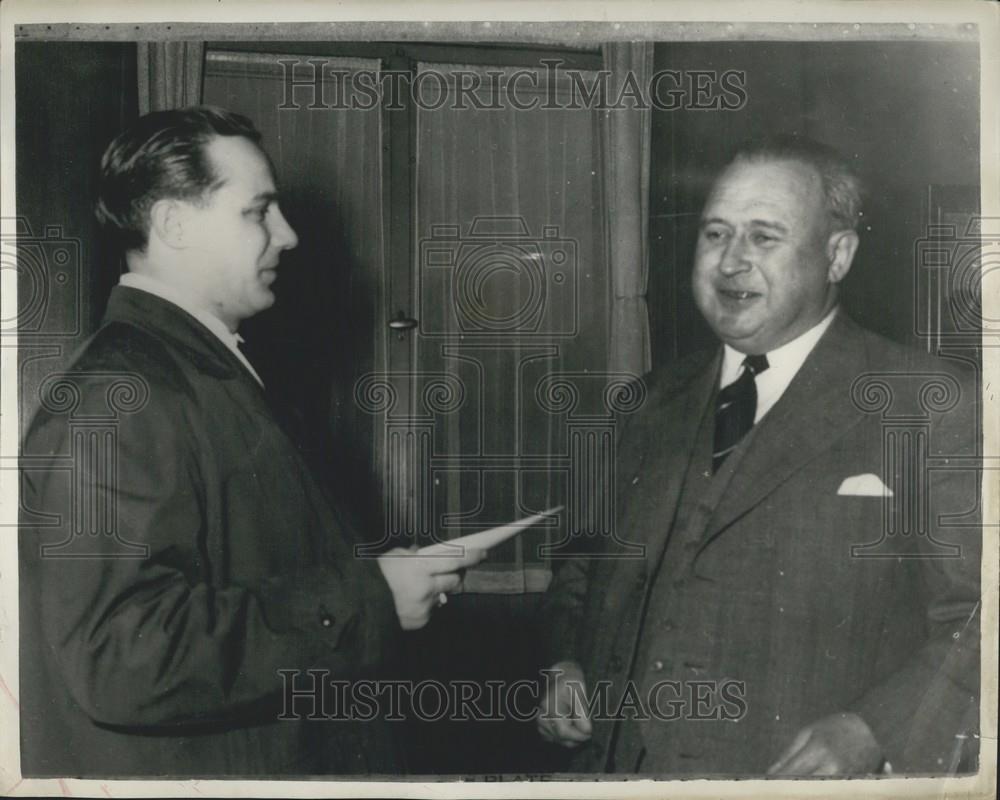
(718, 236, 751, 276)
(270, 207, 299, 251)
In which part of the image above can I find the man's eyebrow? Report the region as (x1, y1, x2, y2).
(248, 191, 278, 205)
(698, 217, 789, 234)
(749, 219, 788, 234)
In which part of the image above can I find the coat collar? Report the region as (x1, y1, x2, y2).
(102, 285, 257, 387)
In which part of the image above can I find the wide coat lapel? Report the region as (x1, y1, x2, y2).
(698, 313, 871, 547)
(104, 286, 266, 399)
(622, 351, 720, 572)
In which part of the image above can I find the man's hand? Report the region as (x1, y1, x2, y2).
(767, 712, 884, 776)
(377, 547, 485, 630)
(536, 661, 593, 748)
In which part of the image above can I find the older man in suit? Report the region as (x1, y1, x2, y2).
(536, 136, 981, 776)
(19, 107, 481, 776)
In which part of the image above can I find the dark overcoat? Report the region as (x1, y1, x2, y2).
(20, 286, 399, 777)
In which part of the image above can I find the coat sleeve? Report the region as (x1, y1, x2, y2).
(22, 374, 398, 732)
(850, 374, 982, 772)
(537, 556, 592, 670)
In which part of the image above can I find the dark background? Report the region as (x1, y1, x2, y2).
(15, 37, 981, 775)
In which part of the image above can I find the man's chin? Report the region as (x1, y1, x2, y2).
(711, 324, 771, 354)
(249, 289, 277, 315)
(706, 313, 762, 345)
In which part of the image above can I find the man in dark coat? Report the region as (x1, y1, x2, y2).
(536, 136, 981, 776)
(19, 107, 481, 777)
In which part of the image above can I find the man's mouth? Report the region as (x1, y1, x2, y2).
(719, 288, 761, 301)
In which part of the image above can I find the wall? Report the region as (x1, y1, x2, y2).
(15, 42, 138, 429)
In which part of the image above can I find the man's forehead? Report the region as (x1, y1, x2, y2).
(704, 157, 824, 220)
(204, 135, 276, 192)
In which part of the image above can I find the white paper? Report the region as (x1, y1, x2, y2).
(418, 506, 563, 555)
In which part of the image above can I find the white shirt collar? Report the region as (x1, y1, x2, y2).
(119, 272, 264, 387)
(719, 306, 838, 423)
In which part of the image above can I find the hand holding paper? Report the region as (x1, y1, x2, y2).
(418, 506, 564, 557)
(377, 507, 562, 627)
(376, 545, 485, 630)
(420, 506, 563, 606)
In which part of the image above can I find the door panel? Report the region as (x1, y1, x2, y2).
(203, 51, 388, 531)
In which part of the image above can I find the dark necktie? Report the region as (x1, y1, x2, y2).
(712, 354, 769, 473)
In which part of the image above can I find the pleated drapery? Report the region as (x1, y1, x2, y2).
(603, 42, 653, 377)
(138, 42, 205, 113)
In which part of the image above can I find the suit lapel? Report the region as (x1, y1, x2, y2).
(633, 352, 720, 572)
(699, 313, 871, 546)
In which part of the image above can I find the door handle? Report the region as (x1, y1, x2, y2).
(388, 310, 418, 337)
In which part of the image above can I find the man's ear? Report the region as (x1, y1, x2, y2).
(148, 198, 189, 250)
(826, 229, 859, 284)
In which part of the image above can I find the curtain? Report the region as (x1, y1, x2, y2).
(138, 42, 205, 113)
(414, 62, 609, 592)
(603, 42, 653, 376)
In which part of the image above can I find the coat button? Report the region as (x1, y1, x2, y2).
(651, 659, 664, 672)
(319, 607, 335, 628)
(609, 654, 624, 671)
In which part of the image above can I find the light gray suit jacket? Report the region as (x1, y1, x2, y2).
(541, 313, 981, 775)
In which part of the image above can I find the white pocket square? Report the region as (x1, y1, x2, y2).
(837, 473, 894, 497)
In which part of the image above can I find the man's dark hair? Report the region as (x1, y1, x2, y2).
(729, 134, 864, 233)
(95, 106, 263, 253)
